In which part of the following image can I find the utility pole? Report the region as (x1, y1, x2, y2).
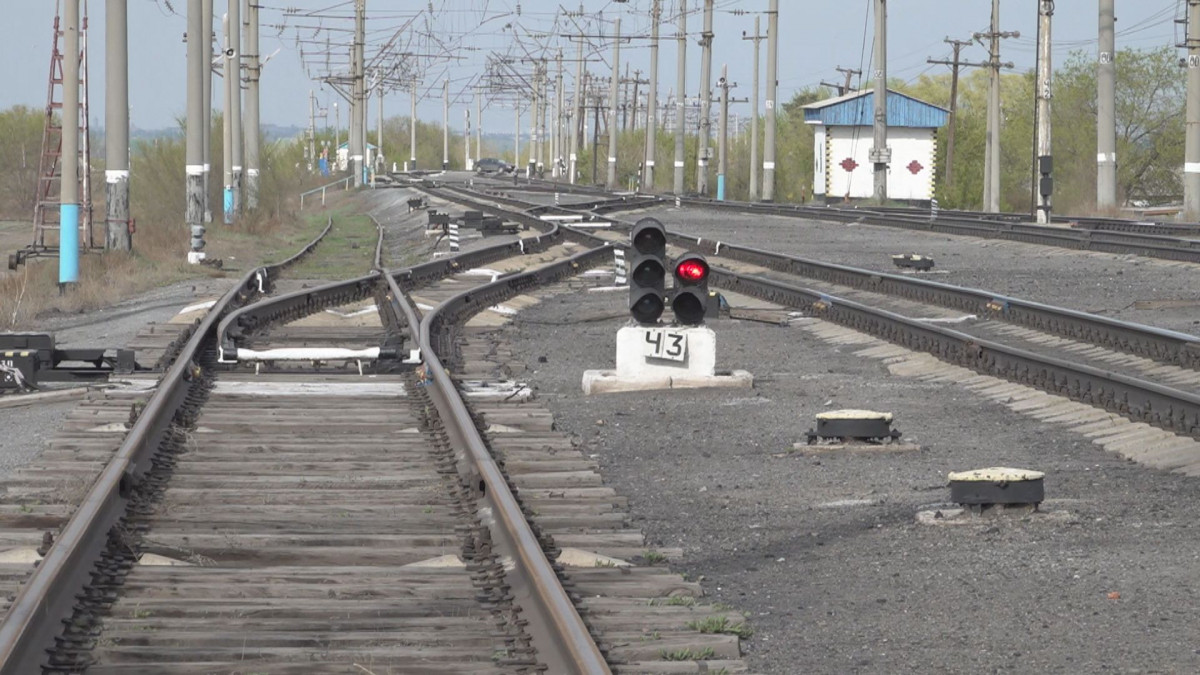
(228, 0, 242, 210)
(244, 0, 260, 209)
(442, 78, 449, 170)
(870, 0, 889, 202)
(1034, 0, 1053, 223)
(185, 0, 205, 263)
(583, 72, 591, 151)
(593, 91, 601, 183)
(222, 12, 233, 224)
(105, 0, 131, 251)
(312, 89, 321, 169)
(61, 0, 81, 284)
(642, 0, 660, 190)
(927, 38, 982, 189)
(376, 73, 383, 174)
(476, 90, 483, 164)
(763, 0, 778, 201)
(529, 65, 539, 177)
(513, 103, 520, 170)
(716, 64, 733, 201)
(1097, 0, 1117, 210)
(1189, 0, 1200, 219)
(622, 65, 630, 130)
(820, 66, 861, 96)
(673, 0, 687, 195)
(542, 61, 551, 171)
(348, 0, 364, 186)
(606, 17, 621, 190)
(410, 79, 417, 170)
(570, 38, 583, 184)
(464, 107, 471, 170)
(837, 66, 860, 94)
(976, 0, 1017, 212)
(743, 16, 763, 200)
(696, 0, 713, 195)
(555, 49, 564, 177)
(630, 68, 642, 131)
(201, 0, 212, 223)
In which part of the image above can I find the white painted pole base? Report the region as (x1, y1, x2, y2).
(582, 325, 754, 394)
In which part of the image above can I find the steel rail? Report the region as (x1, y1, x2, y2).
(712, 267, 1200, 438)
(0, 217, 336, 673)
(210, 199, 613, 670)
(660, 197, 1200, 264)
(416, 244, 615, 675)
(217, 205, 564, 356)
(468, 177, 1200, 263)
(437, 182, 1200, 440)
(665, 237, 1200, 371)
(440, 183, 1200, 372)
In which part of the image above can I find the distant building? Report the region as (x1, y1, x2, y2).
(803, 89, 949, 204)
(335, 142, 378, 171)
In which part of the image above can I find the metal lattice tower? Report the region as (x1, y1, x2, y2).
(32, 1, 94, 253)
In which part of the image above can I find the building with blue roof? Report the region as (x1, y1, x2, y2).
(803, 89, 949, 203)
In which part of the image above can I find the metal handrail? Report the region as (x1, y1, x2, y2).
(298, 175, 354, 210)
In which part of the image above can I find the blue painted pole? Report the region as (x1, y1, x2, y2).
(717, 174, 726, 201)
(59, 0, 81, 285)
(223, 187, 234, 224)
(59, 204, 80, 283)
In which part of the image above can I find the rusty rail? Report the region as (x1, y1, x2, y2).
(0, 218, 335, 673)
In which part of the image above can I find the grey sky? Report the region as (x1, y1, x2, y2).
(0, 1, 1182, 134)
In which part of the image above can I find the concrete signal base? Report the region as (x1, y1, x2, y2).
(582, 325, 754, 395)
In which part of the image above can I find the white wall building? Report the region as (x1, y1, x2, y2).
(803, 89, 949, 204)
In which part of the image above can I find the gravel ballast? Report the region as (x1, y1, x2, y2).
(499, 277, 1200, 674)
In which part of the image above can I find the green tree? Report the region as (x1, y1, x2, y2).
(1052, 46, 1184, 209)
(0, 106, 47, 219)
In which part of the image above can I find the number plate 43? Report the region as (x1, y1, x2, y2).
(643, 328, 687, 362)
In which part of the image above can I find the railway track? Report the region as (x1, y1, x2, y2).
(420, 179, 1200, 473)
(0, 197, 752, 673)
(463, 176, 1200, 264)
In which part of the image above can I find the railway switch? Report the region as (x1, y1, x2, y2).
(0, 333, 138, 392)
(628, 218, 668, 325)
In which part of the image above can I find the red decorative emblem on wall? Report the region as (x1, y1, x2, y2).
(840, 158, 858, 172)
(907, 160, 924, 174)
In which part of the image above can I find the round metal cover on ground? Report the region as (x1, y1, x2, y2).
(807, 409, 900, 444)
(815, 409, 894, 422)
(949, 466, 1045, 506)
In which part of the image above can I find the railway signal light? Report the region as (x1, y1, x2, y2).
(628, 218, 668, 324)
(671, 252, 711, 326)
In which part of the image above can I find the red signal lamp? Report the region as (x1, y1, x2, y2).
(671, 252, 711, 326)
(675, 258, 709, 284)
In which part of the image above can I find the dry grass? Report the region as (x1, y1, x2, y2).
(0, 184, 354, 331)
(0, 124, 357, 330)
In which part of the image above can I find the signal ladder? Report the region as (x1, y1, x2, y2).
(19, 1, 95, 269)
